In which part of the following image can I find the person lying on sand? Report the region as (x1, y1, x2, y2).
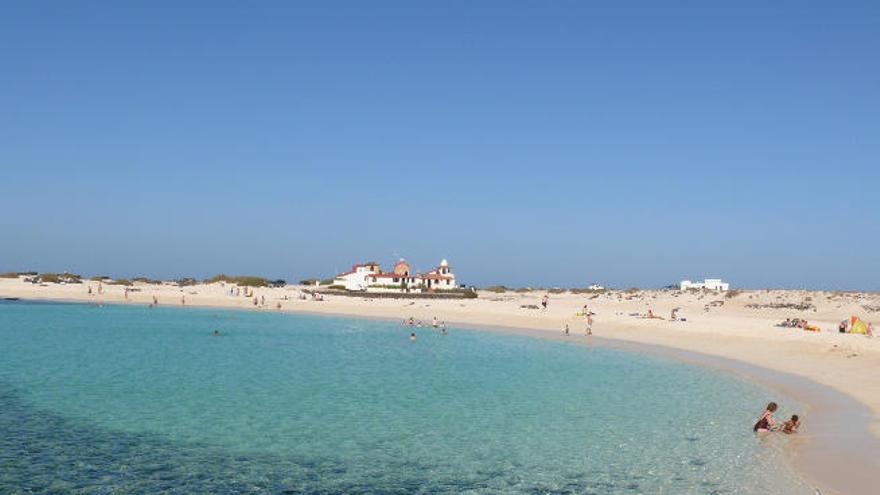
(646, 309, 664, 319)
(753, 402, 778, 433)
(781, 415, 800, 434)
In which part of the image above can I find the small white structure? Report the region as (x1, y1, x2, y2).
(680, 279, 730, 291)
(588, 284, 605, 291)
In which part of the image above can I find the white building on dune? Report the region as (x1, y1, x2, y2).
(680, 278, 730, 291)
(332, 262, 381, 291)
(333, 259, 457, 292)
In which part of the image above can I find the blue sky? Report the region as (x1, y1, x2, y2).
(1, 1, 878, 290)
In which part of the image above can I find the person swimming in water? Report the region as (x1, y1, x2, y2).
(212, 330, 220, 337)
(753, 402, 778, 433)
(410, 332, 416, 342)
(782, 414, 800, 434)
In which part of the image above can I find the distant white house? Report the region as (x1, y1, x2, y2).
(680, 279, 730, 291)
(333, 259, 457, 292)
(588, 284, 605, 291)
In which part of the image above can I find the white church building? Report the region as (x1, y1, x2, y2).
(333, 259, 457, 292)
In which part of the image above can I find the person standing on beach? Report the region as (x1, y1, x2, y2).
(564, 324, 570, 336)
(585, 314, 593, 335)
(153, 296, 158, 306)
(181, 295, 186, 306)
(541, 294, 549, 311)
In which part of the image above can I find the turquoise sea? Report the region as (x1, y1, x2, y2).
(0, 300, 810, 494)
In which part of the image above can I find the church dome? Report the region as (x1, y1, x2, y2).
(393, 259, 411, 276)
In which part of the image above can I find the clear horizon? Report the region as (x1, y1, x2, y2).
(1, 2, 878, 291)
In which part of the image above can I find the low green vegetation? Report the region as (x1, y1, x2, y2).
(327, 285, 346, 290)
(725, 289, 743, 299)
(437, 288, 478, 299)
(206, 274, 269, 287)
(133, 277, 162, 284)
(38, 273, 82, 284)
(299, 278, 319, 286)
(570, 287, 607, 294)
(0, 272, 20, 278)
(90, 275, 111, 281)
(108, 279, 133, 286)
(484, 286, 509, 293)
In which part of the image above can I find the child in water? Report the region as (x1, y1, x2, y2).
(753, 402, 778, 433)
(782, 415, 800, 434)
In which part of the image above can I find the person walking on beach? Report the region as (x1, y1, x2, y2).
(585, 314, 593, 335)
(181, 295, 186, 306)
(541, 294, 549, 311)
(564, 324, 570, 336)
(753, 402, 778, 433)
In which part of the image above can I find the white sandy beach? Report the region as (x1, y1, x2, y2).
(3, 277, 879, 493)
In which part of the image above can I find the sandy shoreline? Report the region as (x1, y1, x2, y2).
(3, 278, 880, 493)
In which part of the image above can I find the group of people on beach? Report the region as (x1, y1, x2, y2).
(775, 317, 874, 336)
(754, 402, 800, 435)
(776, 318, 821, 332)
(405, 316, 447, 340)
(563, 314, 592, 336)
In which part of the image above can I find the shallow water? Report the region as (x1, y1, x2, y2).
(0, 300, 810, 494)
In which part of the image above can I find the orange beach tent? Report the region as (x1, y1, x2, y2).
(850, 316, 869, 335)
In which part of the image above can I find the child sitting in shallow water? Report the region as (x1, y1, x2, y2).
(753, 402, 778, 433)
(781, 415, 800, 434)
